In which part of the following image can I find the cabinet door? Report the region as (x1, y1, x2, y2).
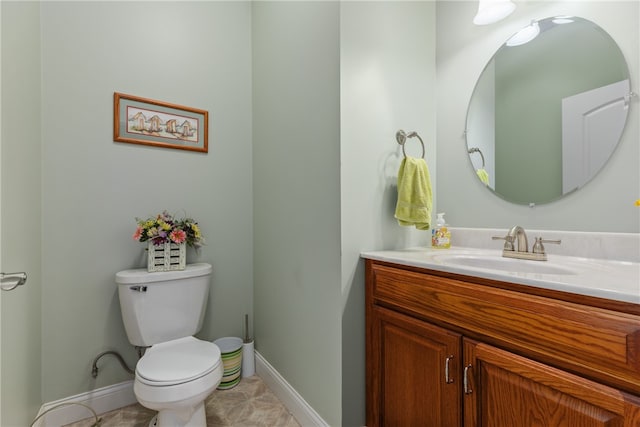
(463, 339, 640, 427)
(368, 306, 462, 427)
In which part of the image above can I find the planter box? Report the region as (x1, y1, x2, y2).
(147, 241, 186, 272)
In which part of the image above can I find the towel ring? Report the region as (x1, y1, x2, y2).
(467, 147, 485, 168)
(396, 130, 425, 159)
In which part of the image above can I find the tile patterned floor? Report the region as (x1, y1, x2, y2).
(64, 376, 301, 427)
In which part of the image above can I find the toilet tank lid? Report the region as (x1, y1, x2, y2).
(115, 263, 212, 285)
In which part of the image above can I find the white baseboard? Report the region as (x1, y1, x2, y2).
(255, 351, 329, 427)
(34, 380, 136, 427)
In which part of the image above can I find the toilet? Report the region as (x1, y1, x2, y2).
(116, 263, 222, 427)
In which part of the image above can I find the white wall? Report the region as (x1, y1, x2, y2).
(252, 2, 342, 425)
(38, 1, 253, 403)
(437, 1, 640, 232)
(340, 2, 436, 424)
(1, 2, 43, 425)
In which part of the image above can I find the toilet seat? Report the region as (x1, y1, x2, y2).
(136, 336, 221, 386)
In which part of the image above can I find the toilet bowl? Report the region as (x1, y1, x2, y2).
(116, 263, 219, 427)
(134, 337, 223, 426)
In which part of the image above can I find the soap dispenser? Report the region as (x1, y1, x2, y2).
(432, 213, 451, 249)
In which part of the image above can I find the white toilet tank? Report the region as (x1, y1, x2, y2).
(116, 263, 213, 347)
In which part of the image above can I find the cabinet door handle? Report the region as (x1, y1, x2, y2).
(445, 355, 454, 384)
(463, 364, 473, 394)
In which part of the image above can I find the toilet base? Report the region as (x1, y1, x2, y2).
(149, 401, 206, 427)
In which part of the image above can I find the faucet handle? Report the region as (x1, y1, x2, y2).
(532, 237, 561, 254)
(492, 235, 515, 251)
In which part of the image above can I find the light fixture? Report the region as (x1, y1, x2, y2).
(473, 0, 516, 26)
(506, 21, 540, 46)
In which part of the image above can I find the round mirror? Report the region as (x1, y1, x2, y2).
(465, 16, 632, 205)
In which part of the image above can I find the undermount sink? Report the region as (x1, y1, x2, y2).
(431, 253, 577, 275)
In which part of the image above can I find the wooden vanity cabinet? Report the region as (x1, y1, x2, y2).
(365, 259, 640, 427)
(368, 305, 462, 426)
(464, 339, 640, 427)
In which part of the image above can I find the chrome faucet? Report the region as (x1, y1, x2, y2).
(492, 226, 560, 261)
(507, 225, 528, 253)
(492, 225, 528, 253)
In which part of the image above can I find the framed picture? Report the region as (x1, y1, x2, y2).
(113, 92, 208, 153)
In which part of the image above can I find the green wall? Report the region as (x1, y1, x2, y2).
(252, 3, 342, 424)
(37, 0, 254, 404)
(1, 2, 43, 425)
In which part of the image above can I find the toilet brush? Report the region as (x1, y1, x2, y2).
(244, 314, 251, 343)
(242, 314, 255, 377)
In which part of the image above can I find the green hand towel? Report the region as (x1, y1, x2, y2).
(394, 156, 433, 230)
(476, 168, 490, 185)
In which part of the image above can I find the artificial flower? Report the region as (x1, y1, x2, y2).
(133, 210, 205, 248)
(169, 229, 187, 244)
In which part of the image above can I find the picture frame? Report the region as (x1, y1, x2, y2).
(113, 92, 208, 153)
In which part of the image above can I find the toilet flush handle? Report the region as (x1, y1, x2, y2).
(130, 285, 147, 292)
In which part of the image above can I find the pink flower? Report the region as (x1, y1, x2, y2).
(169, 229, 187, 244)
(133, 226, 143, 241)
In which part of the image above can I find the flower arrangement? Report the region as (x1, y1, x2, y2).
(133, 210, 205, 248)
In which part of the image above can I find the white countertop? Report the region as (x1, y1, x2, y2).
(361, 247, 640, 304)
